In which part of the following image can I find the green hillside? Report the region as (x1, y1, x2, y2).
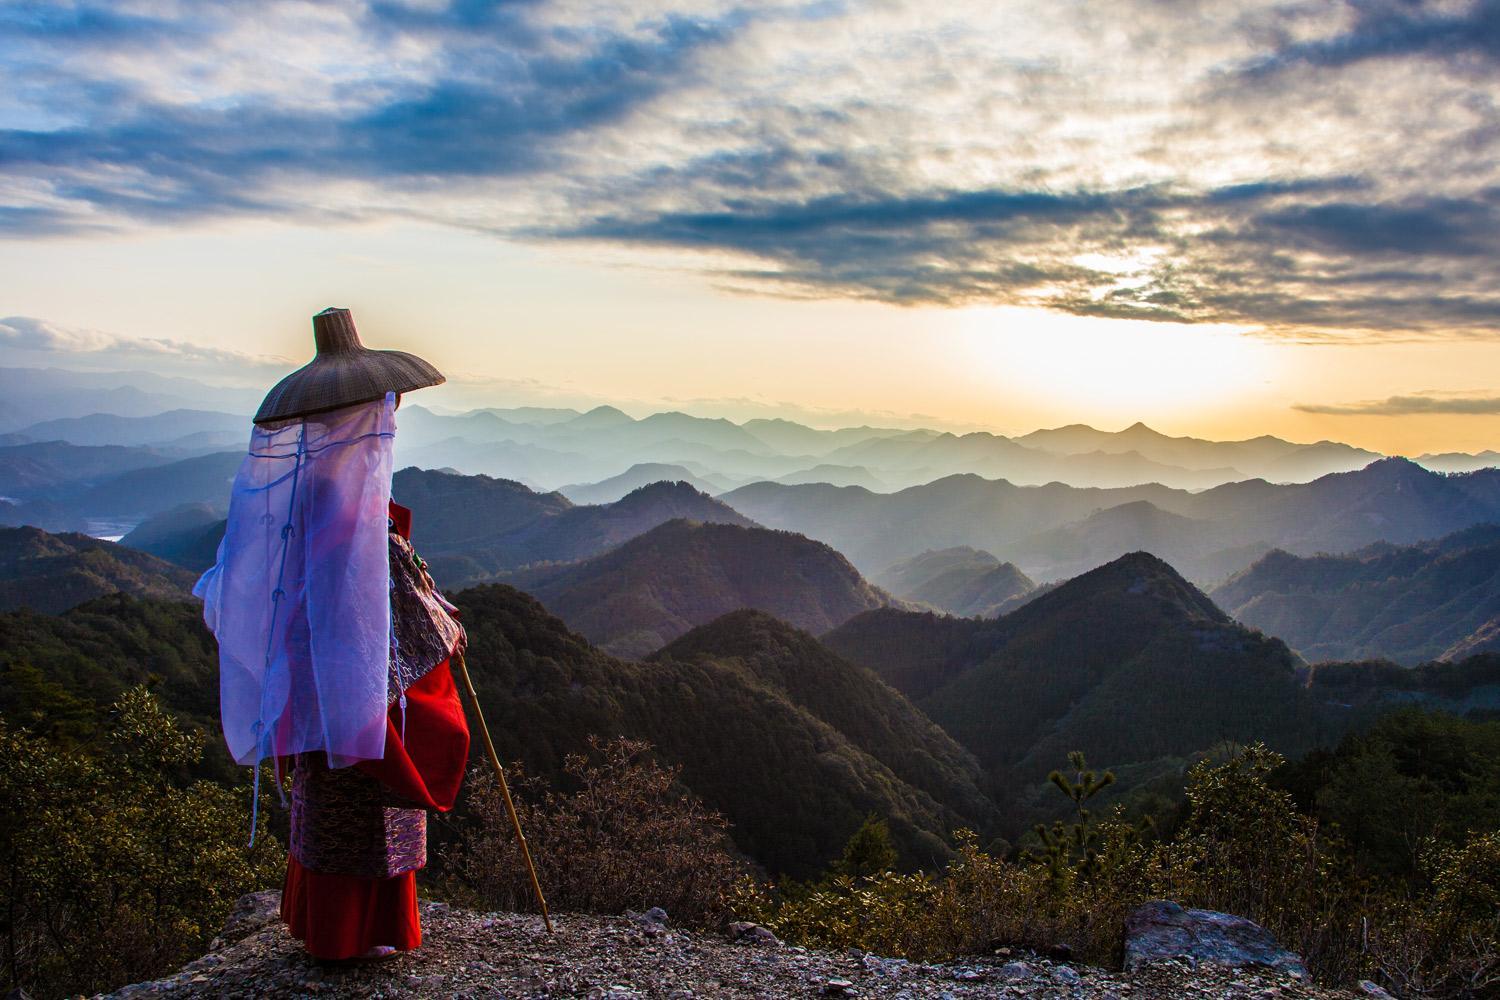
(2, 586, 977, 877)
(450, 584, 979, 874)
(876, 547, 1035, 618)
(511, 518, 895, 658)
(1211, 524, 1500, 664)
(650, 609, 999, 835)
(827, 552, 1327, 829)
(0, 527, 198, 614)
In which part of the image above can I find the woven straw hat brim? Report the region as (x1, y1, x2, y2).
(254, 349, 444, 425)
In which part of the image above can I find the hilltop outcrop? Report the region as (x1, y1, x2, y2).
(100, 891, 1360, 1000)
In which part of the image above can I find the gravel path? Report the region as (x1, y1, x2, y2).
(97, 892, 1367, 1000)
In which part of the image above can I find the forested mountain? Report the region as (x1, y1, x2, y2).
(775, 464, 888, 490)
(509, 519, 895, 658)
(825, 552, 1326, 823)
(1005, 500, 1271, 585)
(1443, 619, 1500, 660)
(0, 527, 197, 614)
(1211, 525, 1500, 664)
(69, 451, 242, 521)
(875, 547, 1035, 618)
(559, 463, 734, 505)
(7, 550, 1500, 877)
(453, 584, 986, 875)
(0, 587, 983, 876)
(1306, 654, 1500, 722)
(726, 459, 1500, 584)
(649, 610, 999, 836)
(0, 440, 183, 494)
(399, 472, 755, 586)
(722, 476, 1181, 577)
(120, 504, 227, 573)
(0, 596, 224, 762)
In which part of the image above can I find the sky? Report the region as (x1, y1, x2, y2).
(2, 0, 1500, 455)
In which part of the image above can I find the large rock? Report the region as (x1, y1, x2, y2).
(1123, 899, 1310, 981)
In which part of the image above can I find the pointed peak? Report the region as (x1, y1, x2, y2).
(569, 405, 634, 428)
(1015, 550, 1228, 625)
(652, 607, 815, 662)
(614, 480, 713, 503)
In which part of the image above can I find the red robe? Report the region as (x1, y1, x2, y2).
(280, 501, 470, 959)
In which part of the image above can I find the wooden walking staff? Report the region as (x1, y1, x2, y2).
(453, 650, 555, 934)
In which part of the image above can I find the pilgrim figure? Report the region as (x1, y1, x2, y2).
(196, 307, 470, 960)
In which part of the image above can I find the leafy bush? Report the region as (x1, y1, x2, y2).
(1151, 745, 1365, 983)
(0, 687, 282, 999)
(749, 743, 1500, 996)
(1369, 832, 1500, 998)
(445, 736, 752, 927)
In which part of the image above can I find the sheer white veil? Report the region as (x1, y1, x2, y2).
(196, 393, 397, 773)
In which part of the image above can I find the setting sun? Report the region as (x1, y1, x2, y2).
(957, 307, 1277, 423)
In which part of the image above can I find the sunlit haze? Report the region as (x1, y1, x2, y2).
(3, 1, 1499, 456)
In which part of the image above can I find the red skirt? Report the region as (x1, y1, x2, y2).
(282, 857, 421, 957)
(280, 658, 469, 959)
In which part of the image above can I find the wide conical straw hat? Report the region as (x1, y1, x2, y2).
(254, 308, 444, 425)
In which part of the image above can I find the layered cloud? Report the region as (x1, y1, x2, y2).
(1295, 391, 1500, 416)
(3, 0, 1499, 339)
(0, 315, 290, 375)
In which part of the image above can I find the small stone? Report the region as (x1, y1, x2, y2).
(1358, 982, 1396, 999)
(862, 954, 908, 977)
(999, 960, 1037, 981)
(1052, 965, 1082, 986)
(821, 978, 856, 996)
(726, 921, 781, 947)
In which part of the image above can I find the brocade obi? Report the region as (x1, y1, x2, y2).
(289, 754, 427, 878)
(288, 525, 465, 879)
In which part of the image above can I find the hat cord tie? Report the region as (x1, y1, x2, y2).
(389, 573, 408, 744)
(247, 424, 306, 847)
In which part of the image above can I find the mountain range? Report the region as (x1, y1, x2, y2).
(384, 584, 1003, 875)
(1211, 525, 1500, 665)
(874, 547, 1037, 618)
(726, 458, 1500, 584)
(0, 526, 197, 614)
(10, 367, 1494, 511)
(10, 518, 1500, 867)
(507, 519, 897, 658)
(0, 366, 258, 436)
(125, 469, 757, 589)
(824, 551, 1331, 823)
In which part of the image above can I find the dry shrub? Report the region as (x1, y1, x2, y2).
(1151, 745, 1369, 983)
(0, 688, 283, 999)
(446, 736, 752, 927)
(1368, 832, 1500, 999)
(750, 746, 1500, 995)
(762, 826, 1146, 965)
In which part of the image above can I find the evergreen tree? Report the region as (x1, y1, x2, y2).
(830, 815, 899, 879)
(1032, 750, 1115, 888)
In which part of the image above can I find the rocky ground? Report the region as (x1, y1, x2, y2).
(97, 892, 1381, 1000)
